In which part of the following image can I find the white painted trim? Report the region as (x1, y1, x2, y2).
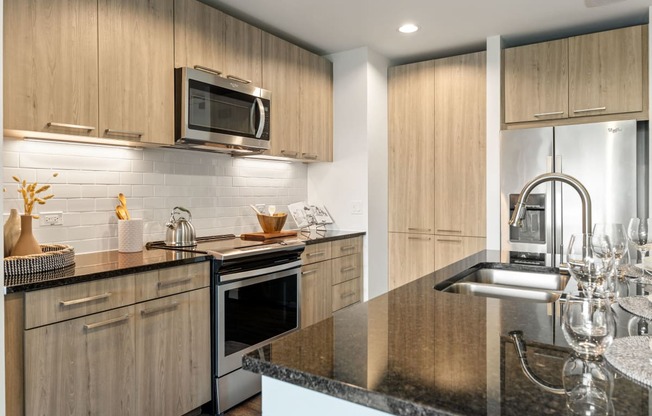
(486, 36, 503, 250)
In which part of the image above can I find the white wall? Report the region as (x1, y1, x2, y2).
(307, 47, 389, 300)
(486, 36, 503, 250)
(3, 140, 307, 253)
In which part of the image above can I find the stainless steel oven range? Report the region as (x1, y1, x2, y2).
(147, 235, 304, 415)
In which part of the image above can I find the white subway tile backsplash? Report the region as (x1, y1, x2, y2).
(4, 141, 308, 254)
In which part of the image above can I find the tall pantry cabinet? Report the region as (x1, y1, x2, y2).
(388, 52, 487, 290)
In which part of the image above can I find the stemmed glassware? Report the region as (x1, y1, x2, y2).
(592, 223, 629, 297)
(567, 233, 614, 298)
(626, 218, 652, 278)
(561, 294, 616, 358)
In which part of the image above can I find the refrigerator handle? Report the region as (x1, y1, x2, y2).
(547, 156, 553, 173)
(555, 155, 562, 173)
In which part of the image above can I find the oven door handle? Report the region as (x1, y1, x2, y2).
(218, 259, 303, 283)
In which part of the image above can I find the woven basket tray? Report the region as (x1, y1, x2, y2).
(4, 244, 75, 277)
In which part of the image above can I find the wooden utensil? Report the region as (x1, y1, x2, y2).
(118, 193, 130, 219)
(116, 205, 128, 220)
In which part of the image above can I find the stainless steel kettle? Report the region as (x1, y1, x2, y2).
(165, 207, 197, 247)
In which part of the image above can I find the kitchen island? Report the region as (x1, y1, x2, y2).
(243, 250, 650, 415)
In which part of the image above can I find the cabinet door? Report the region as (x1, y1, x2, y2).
(300, 49, 334, 162)
(434, 52, 486, 238)
(262, 33, 302, 158)
(4, 0, 99, 136)
(504, 39, 568, 123)
(136, 288, 211, 415)
(98, 0, 174, 144)
(223, 14, 263, 86)
(388, 61, 435, 234)
(25, 306, 136, 416)
(174, 0, 226, 71)
(569, 25, 644, 117)
(301, 260, 332, 328)
(434, 236, 485, 270)
(388, 232, 435, 290)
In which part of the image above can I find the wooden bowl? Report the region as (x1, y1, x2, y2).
(257, 213, 287, 233)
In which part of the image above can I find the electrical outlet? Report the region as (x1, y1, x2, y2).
(41, 211, 63, 226)
(351, 200, 363, 215)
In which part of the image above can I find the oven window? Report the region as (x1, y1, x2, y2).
(224, 274, 298, 356)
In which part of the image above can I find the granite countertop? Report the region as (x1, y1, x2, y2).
(4, 230, 365, 294)
(243, 250, 651, 416)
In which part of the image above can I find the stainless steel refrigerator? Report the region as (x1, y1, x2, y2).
(500, 120, 648, 267)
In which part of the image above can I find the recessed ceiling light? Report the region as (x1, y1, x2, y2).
(398, 23, 419, 34)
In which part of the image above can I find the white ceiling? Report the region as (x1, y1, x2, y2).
(204, 0, 650, 64)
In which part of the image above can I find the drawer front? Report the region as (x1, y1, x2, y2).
(331, 253, 362, 285)
(301, 242, 332, 265)
(332, 278, 360, 312)
(331, 237, 362, 259)
(25, 274, 135, 329)
(136, 262, 210, 302)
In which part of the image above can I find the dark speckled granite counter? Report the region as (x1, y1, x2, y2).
(243, 250, 651, 415)
(5, 230, 365, 293)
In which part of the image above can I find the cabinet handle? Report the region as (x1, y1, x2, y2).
(140, 302, 179, 316)
(437, 239, 462, 243)
(84, 314, 130, 330)
(280, 150, 299, 157)
(573, 107, 606, 113)
(340, 291, 357, 299)
(408, 227, 431, 232)
(194, 65, 222, 76)
(47, 122, 95, 132)
(307, 251, 326, 257)
(340, 245, 356, 251)
(226, 74, 252, 84)
(436, 229, 461, 233)
(341, 266, 356, 273)
(157, 277, 193, 288)
(105, 129, 143, 139)
(408, 236, 431, 241)
(301, 153, 318, 160)
(302, 269, 318, 276)
(533, 111, 564, 117)
(60, 292, 112, 307)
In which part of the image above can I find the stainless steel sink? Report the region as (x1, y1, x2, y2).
(435, 263, 569, 303)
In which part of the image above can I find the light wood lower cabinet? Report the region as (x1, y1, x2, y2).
(388, 232, 435, 290)
(300, 237, 363, 328)
(434, 236, 486, 270)
(16, 262, 211, 416)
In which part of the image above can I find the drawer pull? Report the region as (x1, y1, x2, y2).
(306, 251, 326, 257)
(280, 150, 299, 157)
(60, 292, 112, 307)
(226, 74, 252, 84)
(436, 229, 461, 233)
(140, 302, 179, 316)
(302, 269, 318, 276)
(157, 277, 193, 288)
(437, 239, 462, 243)
(301, 153, 318, 160)
(573, 106, 606, 113)
(47, 122, 95, 132)
(340, 291, 357, 299)
(105, 129, 144, 138)
(84, 314, 130, 330)
(408, 236, 431, 241)
(340, 245, 356, 251)
(341, 266, 356, 273)
(194, 65, 222, 76)
(533, 111, 564, 117)
(408, 227, 431, 232)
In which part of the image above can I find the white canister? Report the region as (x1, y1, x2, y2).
(118, 219, 143, 253)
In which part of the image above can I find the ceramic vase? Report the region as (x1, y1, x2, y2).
(11, 215, 42, 256)
(4, 209, 21, 257)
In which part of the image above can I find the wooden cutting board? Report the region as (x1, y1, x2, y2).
(240, 230, 298, 241)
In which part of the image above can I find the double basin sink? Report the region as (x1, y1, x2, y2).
(434, 263, 570, 303)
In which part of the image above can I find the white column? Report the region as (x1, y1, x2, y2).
(486, 36, 503, 250)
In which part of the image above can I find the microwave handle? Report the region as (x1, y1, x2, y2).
(252, 98, 266, 138)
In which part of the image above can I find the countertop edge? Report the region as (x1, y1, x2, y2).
(302, 230, 366, 245)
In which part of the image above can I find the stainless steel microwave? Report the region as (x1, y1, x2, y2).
(174, 67, 271, 153)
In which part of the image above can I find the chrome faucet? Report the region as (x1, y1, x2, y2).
(509, 172, 592, 236)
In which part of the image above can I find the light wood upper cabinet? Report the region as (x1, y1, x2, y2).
(569, 25, 644, 117)
(98, 0, 174, 145)
(388, 232, 435, 290)
(434, 52, 486, 238)
(300, 49, 334, 162)
(263, 32, 302, 158)
(504, 39, 568, 123)
(4, 0, 99, 136)
(174, 0, 262, 85)
(388, 61, 436, 234)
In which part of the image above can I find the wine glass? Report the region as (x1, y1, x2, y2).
(561, 294, 616, 358)
(626, 218, 652, 278)
(563, 353, 614, 415)
(567, 233, 613, 297)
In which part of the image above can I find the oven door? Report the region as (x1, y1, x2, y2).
(216, 266, 300, 376)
